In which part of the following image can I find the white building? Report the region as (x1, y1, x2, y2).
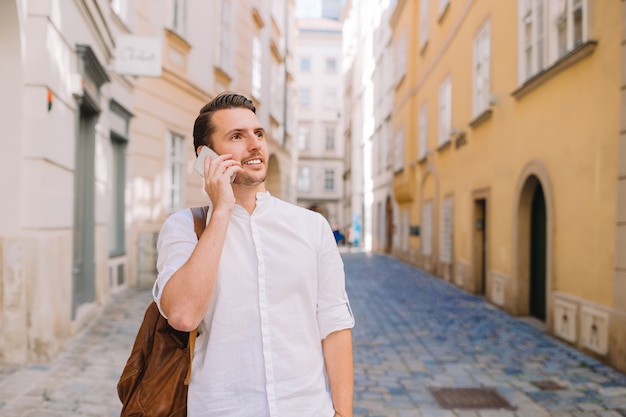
(0, 0, 297, 364)
(341, 0, 397, 249)
(295, 18, 345, 230)
(370, 3, 398, 254)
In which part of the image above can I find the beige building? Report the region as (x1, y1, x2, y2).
(294, 17, 345, 228)
(388, 0, 625, 372)
(0, 0, 297, 364)
(129, 0, 299, 288)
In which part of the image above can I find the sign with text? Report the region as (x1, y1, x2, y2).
(115, 35, 162, 77)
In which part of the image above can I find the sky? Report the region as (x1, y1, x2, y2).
(296, 0, 323, 18)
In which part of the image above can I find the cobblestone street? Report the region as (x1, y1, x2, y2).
(0, 252, 625, 416)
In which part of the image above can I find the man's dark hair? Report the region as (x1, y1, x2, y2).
(193, 92, 256, 155)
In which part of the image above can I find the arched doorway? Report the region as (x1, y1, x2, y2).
(529, 183, 547, 320)
(385, 196, 393, 253)
(515, 166, 552, 323)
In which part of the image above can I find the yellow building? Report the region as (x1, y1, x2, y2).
(390, 0, 625, 372)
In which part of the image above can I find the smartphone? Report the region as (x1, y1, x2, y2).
(194, 146, 237, 183)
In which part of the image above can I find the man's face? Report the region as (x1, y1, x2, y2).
(210, 107, 268, 186)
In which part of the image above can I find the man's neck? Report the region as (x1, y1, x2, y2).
(233, 185, 266, 214)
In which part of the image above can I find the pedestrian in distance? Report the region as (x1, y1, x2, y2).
(153, 92, 355, 417)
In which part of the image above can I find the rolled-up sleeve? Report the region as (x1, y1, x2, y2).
(152, 209, 197, 318)
(316, 218, 355, 340)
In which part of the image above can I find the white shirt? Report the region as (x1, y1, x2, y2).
(153, 192, 355, 417)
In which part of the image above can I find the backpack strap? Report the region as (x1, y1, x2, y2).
(190, 206, 209, 240)
(184, 206, 209, 385)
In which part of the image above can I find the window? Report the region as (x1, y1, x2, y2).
(218, 1, 232, 74)
(418, 103, 428, 160)
(252, 36, 262, 99)
(325, 57, 337, 73)
(324, 169, 335, 191)
(473, 20, 491, 117)
(518, 0, 588, 84)
(111, 0, 129, 22)
(421, 202, 433, 256)
(395, 29, 407, 85)
(553, 0, 585, 57)
(300, 56, 311, 72)
(520, 0, 545, 80)
(299, 87, 311, 108)
(325, 126, 335, 151)
(298, 166, 311, 192)
(109, 101, 131, 257)
(401, 209, 409, 251)
(298, 125, 310, 151)
(170, 0, 187, 36)
(166, 132, 185, 211)
(323, 89, 336, 110)
(394, 127, 404, 172)
(440, 197, 454, 264)
(438, 75, 452, 146)
(110, 138, 127, 256)
(420, 0, 429, 48)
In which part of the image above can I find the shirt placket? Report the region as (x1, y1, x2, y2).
(250, 215, 278, 416)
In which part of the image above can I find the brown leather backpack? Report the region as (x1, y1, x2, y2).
(117, 206, 208, 417)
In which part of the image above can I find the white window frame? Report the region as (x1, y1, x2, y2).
(251, 35, 262, 100)
(439, 197, 454, 264)
(550, 0, 586, 59)
(473, 20, 491, 117)
(323, 89, 336, 111)
(394, 127, 404, 172)
(109, 137, 127, 257)
(518, 0, 588, 85)
(420, 0, 429, 48)
(324, 169, 335, 191)
(438, 75, 452, 146)
(325, 57, 337, 73)
(298, 124, 310, 151)
(395, 29, 407, 85)
(299, 87, 311, 108)
(169, 0, 187, 36)
(300, 56, 311, 72)
(421, 202, 433, 256)
(418, 103, 428, 160)
(218, 0, 232, 75)
(401, 209, 409, 251)
(325, 126, 335, 151)
(166, 132, 185, 212)
(298, 166, 311, 192)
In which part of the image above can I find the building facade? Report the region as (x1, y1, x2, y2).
(129, 0, 299, 288)
(0, 0, 134, 363)
(388, 0, 625, 372)
(615, 0, 626, 373)
(370, 4, 398, 254)
(0, 0, 297, 364)
(295, 17, 345, 229)
(342, 0, 398, 250)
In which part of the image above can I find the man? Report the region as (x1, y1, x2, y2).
(153, 92, 355, 417)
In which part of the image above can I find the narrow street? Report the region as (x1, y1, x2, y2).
(0, 252, 625, 416)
